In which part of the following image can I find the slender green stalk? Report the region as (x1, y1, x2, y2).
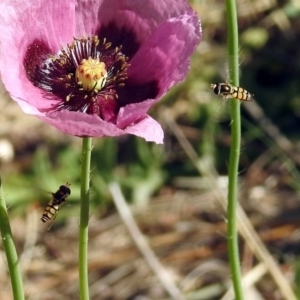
(79, 137, 93, 300)
(0, 177, 25, 300)
(225, 0, 244, 299)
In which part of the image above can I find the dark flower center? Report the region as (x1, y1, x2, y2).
(25, 35, 129, 119)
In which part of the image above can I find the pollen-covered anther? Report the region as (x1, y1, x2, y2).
(105, 43, 112, 50)
(75, 57, 108, 92)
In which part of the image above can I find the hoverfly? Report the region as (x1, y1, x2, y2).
(210, 83, 254, 101)
(41, 183, 71, 223)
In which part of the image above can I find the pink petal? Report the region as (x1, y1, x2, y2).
(128, 12, 201, 98)
(0, 0, 76, 114)
(41, 111, 125, 137)
(40, 110, 163, 143)
(116, 99, 155, 128)
(75, 0, 103, 35)
(97, 0, 197, 43)
(124, 115, 164, 144)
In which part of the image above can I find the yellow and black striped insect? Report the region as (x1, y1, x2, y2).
(210, 83, 254, 101)
(41, 183, 71, 223)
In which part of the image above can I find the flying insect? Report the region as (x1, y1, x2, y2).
(41, 183, 71, 223)
(210, 83, 254, 101)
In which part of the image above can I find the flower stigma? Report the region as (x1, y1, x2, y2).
(75, 57, 107, 93)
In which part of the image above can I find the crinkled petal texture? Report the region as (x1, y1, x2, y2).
(0, 0, 201, 143)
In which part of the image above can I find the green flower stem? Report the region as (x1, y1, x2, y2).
(0, 178, 25, 300)
(79, 137, 93, 300)
(225, 0, 245, 299)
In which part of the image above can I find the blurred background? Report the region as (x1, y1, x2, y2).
(1, 0, 300, 299)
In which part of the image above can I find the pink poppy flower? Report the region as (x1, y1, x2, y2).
(0, 0, 201, 143)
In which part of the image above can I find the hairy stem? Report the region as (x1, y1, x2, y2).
(225, 0, 245, 299)
(79, 137, 93, 300)
(0, 177, 25, 300)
